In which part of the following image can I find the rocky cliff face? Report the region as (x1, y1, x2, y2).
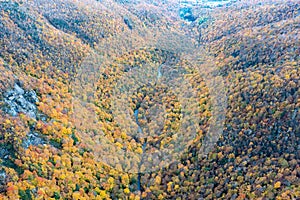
(3, 82, 38, 119)
(1, 81, 45, 155)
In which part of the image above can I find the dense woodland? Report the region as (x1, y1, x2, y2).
(0, 0, 299, 199)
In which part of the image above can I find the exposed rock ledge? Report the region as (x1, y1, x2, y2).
(2, 82, 46, 148)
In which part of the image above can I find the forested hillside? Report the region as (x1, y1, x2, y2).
(0, 0, 299, 199)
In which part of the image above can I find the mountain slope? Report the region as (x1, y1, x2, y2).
(0, 0, 299, 199)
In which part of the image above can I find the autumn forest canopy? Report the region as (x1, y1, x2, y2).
(0, 0, 299, 199)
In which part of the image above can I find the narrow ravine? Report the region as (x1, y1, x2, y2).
(134, 109, 143, 134)
(136, 63, 163, 194)
(157, 64, 163, 80)
(135, 107, 147, 193)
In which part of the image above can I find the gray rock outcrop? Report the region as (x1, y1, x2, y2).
(3, 83, 38, 119)
(2, 82, 45, 148)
